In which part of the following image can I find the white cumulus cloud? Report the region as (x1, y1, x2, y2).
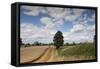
(21, 6, 95, 44)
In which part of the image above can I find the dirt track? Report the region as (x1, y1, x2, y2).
(20, 46, 63, 64)
(33, 46, 62, 63)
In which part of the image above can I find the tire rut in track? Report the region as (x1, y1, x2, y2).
(33, 46, 53, 63)
(21, 46, 50, 64)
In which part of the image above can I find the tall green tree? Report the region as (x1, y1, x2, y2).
(53, 31, 64, 49)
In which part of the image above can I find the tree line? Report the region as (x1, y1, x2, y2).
(20, 31, 96, 49)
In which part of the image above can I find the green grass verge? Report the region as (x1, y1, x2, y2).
(58, 43, 95, 57)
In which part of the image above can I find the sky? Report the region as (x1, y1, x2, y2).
(20, 5, 95, 44)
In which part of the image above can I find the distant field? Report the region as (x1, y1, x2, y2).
(58, 43, 96, 61)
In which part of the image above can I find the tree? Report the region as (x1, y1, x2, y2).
(49, 43, 54, 46)
(65, 43, 69, 46)
(53, 31, 64, 49)
(34, 41, 40, 46)
(72, 42, 76, 45)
